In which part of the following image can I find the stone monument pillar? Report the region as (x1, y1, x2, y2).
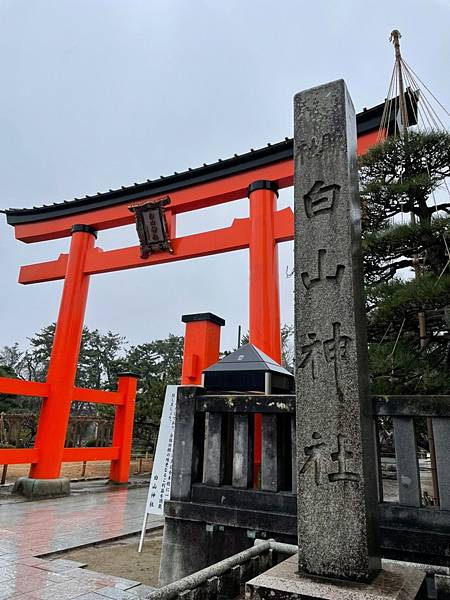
(294, 79, 380, 582)
(246, 79, 426, 600)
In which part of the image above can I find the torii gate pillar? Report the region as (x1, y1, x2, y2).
(248, 180, 282, 481)
(30, 225, 96, 479)
(248, 180, 282, 363)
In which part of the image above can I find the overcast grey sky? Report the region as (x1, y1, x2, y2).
(0, 0, 449, 353)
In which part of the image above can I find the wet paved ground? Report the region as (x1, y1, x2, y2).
(0, 486, 163, 599)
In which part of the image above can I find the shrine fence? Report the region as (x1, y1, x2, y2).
(0, 373, 136, 483)
(162, 387, 450, 577)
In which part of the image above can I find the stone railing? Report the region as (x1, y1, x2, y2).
(171, 391, 296, 499)
(374, 394, 450, 567)
(161, 388, 450, 583)
(152, 540, 450, 600)
(149, 540, 296, 600)
(374, 395, 450, 508)
(167, 388, 297, 536)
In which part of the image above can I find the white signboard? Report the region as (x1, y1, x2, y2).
(138, 385, 178, 551)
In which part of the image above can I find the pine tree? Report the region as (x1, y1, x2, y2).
(359, 131, 450, 395)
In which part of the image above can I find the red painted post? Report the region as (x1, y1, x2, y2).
(181, 313, 225, 385)
(109, 372, 138, 483)
(248, 181, 282, 485)
(248, 180, 282, 362)
(30, 225, 96, 479)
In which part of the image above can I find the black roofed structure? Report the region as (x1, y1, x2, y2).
(203, 343, 295, 394)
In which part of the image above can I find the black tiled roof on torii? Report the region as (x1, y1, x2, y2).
(2, 93, 418, 226)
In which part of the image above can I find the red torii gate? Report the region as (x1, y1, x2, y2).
(0, 101, 388, 484)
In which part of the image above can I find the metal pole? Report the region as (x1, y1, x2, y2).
(137, 512, 149, 553)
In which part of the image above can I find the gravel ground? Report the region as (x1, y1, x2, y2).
(59, 531, 163, 587)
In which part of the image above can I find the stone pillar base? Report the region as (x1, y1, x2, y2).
(246, 554, 427, 600)
(12, 477, 70, 499)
